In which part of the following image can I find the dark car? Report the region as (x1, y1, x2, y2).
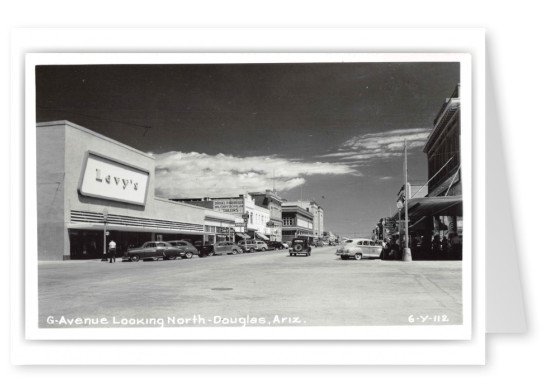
(266, 240, 286, 250)
(168, 240, 199, 259)
(289, 237, 311, 257)
(122, 241, 185, 262)
(193, 241, 215, 258)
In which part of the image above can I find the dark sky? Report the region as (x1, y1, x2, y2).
(36, 62, 460, 236)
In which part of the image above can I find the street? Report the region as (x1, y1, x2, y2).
(38, 246, 462, 328)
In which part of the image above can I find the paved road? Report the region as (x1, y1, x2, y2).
(38, 246, 462, 328)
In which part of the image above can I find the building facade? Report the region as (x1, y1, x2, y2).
(281, 202, 314, 243)
(422, 84, 463, 238)
(424, 84, 461, 197)
(36, 120, 237, 260)
(296, 200, 324, 239)
(249, 190, 283, 241)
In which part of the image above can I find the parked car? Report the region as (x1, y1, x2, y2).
(289, 237, 311, 257)
(122, 241, 185, 262)
(168, 240, 199, 259)
(193, 241, 215, 257)
(238, 239, 268, 252)
(211, 241, 243, 255)
(335, 238, 383, 260)
(266, 240, 286, 250)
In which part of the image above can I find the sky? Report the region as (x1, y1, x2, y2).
(36, 62, 460, 236)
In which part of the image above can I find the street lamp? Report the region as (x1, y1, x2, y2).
(396, 200, 403, 254)
(402, 139, 412, 262)
(242, 193, 248, 252)
(102, 208, 108, 262)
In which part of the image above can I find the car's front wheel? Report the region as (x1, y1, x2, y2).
(340, 255, 347, 260)
(184, 252, 193, 259)
(130, 255, 140, 262)
(232, 249, 238, 255)
(261, 247, 266, 252)
(354, 253, 362, 261)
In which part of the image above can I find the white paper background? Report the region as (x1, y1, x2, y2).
(1, 0, 545, 389)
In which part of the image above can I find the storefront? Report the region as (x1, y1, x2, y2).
(37, 121, 217, 260)
(204, 210, 237, 244)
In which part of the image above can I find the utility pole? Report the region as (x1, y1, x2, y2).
(403, 140, 412, 262)
(242, 193, 248, 252)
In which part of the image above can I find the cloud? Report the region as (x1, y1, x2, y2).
(320, 128, 430, 162)
(154, 152, 361, 198)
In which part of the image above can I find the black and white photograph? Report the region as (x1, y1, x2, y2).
(27, 53, 471, 340)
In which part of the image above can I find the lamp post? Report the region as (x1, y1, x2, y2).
(102, 208, 108, 262)
(402, 140, 412, 262)
(242, 193, 248, 252)
(397, 200, 403, 256)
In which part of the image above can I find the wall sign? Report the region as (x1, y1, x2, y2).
(78, 151, 150, 206)
(213, 199, 244, 214)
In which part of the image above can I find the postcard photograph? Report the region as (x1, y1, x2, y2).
(26, 53, 471, 340)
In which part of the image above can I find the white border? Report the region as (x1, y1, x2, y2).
(12, 28, 485, 365)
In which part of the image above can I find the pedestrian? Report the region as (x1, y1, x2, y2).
(441, 236, 449, 259)
(432, 234, 441, 259)
(108, 239, 116, 263)
(450, 233, 462, 260)
(381, 238, 389, 260)
(393, 236, 401, 260)
(421, 234, 432, 259)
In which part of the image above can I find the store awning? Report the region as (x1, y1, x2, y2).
(392, 196, 463, 221)
(255, 232, 269, 241)
(235, 233, 251, 239)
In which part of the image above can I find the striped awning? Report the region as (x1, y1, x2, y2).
(255, 232, 269, 241)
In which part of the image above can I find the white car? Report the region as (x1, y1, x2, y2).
(335, 238, 383, 260)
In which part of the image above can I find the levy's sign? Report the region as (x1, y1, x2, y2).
(78, 152, 150, 206)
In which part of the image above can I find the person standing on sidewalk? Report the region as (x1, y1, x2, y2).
(108, 240, 117, 263)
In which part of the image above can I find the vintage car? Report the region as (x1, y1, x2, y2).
(266, 240, 287, 250)
(168, 240, 200, 259)
(289, 237, 311, 256)
(122, 241, 186, 262)
(237, 239, 268, 252)
(211, 241, 243, 255)
(335, 238, 383, 260)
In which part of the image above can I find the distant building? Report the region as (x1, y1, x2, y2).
(172, 194, 271, 242)
(295, 200, 324, 239)
(281, 202, 314, 243)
